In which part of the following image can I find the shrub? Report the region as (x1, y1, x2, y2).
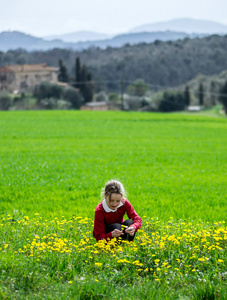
(33, 82, 64, 102)
(63, 87, 82, 109)
(0, 91, 11, 110)
(219, 81, 227, 114)
(127, 79, 150, 97)
(158, 91, 186, 112)
(95, 91, 108, 102)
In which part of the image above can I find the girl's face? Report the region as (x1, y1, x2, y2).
(106, 193, 122, 210)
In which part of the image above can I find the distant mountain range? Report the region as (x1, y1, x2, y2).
(130, 18, 227, 34)
(44, 31, 111, 43)
(0, 30, 206, 52)
(0, 18, 226, 52)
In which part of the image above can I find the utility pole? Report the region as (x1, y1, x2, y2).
(121, 78, 124, 111)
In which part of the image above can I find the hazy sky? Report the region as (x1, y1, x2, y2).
(1, 0, 227, 37)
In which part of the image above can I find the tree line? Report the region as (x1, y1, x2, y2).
(1, 34, 227, 92)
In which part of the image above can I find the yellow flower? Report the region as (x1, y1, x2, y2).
(198, 258, 206, 262)
(94, 262, 103, 267)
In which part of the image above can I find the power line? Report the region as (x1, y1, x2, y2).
(70, 79, 226, 98)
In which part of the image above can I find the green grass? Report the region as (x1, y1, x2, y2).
(0, 110, 227, 299)
(0, 110, 226, 221)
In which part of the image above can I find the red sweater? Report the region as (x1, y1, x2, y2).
(93, 199, 142, 241)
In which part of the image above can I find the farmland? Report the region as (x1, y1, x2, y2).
(0, 111, 227, 299)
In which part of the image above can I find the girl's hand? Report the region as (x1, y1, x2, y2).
(125, 226, 135, 236)
(112, 229, 123, 238)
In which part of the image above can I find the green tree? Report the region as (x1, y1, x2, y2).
(184, 85, 190, 106)
(109, 93, 119, 103)
(77, 64, 94, 103)
(210, 81, 216, 106)
(199, 83, 204, 106)
(127, 79, 149, 96)
(75, 57, 81, 88)
(219, 81, 227, 114)
(159, 91, 185, 112)
(0, 91, 11, 110)
(63, 87, 82, 109)
(33, 82, 64, 102)
(58, 59, 69, 83)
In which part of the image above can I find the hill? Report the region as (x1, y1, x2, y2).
(44, 31, 111, 43)
(0, 30, 204, 52)
(0, 31, 75, 52)
(1, 34, 227, 89)
(131, 18, 227, 34)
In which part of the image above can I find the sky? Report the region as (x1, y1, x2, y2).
(1, 0, 227, 37)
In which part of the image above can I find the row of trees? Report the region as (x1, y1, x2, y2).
(33, 81, 82, 109)
(1, 80, 227, 113)
(58, 57, 94, 103)
(1, 35, 227, 91)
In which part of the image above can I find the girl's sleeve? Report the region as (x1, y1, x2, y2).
(93, 210, 112, 242)
(125, 200, 142, 231)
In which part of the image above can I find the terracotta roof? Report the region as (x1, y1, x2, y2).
(0, 64, 58, 73)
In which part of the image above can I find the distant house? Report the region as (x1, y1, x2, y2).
(0, 63, 58, 92)
(81, 101, 109, 111)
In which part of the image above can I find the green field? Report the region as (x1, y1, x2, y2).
(0, 111, 227, 299)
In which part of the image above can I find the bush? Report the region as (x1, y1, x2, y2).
(0, 91, 11, 110)
(63, 87, 82, 109)
(127, 79, 150, 96)
(108, 93, 120, 103)
(95, 91, 108, 102)
(34, 83, 82, 109)
(158, 91, 186, 112)
(33, 82, 64, 102)
(219, 81, 227, 114)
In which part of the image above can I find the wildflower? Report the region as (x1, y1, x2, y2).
(94, 263, 103, 267)
(198, 258, 206, 262)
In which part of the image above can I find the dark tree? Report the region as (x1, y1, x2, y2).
(159, 91, 185, 112)
(58, 59, 69, 83)
(219, 81, 227, 115)
(63, 87, 82, 109)
(0, 91, 11, 110)
(210, 81, 216, 106)
(184, 85, 190, 106)
(199, 83, 204, 106)
(75, 57, 81, 88)
(75, 63, 94, 103)
(33, 81, 63, 102)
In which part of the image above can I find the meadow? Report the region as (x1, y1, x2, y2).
(0, 111, 227, 299)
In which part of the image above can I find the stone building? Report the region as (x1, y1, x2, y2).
(0, 64, 58, 92)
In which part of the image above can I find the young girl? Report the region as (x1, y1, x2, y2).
(93, 180, 142, 242)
